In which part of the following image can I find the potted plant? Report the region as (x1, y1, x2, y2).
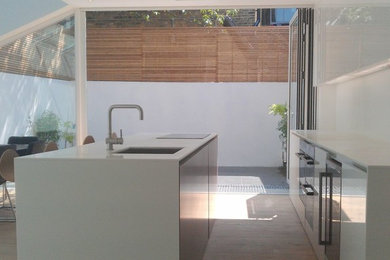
(268, 103, 287, 167)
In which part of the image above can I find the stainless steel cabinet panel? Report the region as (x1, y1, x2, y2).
(208, 138, 218, 237)
(323, 159, 342, 260)
(179, 146, 209, 260)
(309, 146, 326, 260)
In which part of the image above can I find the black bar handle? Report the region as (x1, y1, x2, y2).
(328, 172, 333, 245)
(319, 172, 327, 245)
(307, 160, 315, 165)
(302, 184, 315, 196)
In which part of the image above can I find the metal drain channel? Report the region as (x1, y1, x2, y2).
(217, 184, 266, 193)
(217, 184, 289, 194)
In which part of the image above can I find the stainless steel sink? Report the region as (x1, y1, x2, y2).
(115, 147, 183, 154)
(157, 134, 210, 139)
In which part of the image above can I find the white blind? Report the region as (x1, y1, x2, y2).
(0, 16, 75, 81)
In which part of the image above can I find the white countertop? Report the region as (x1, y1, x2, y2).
(19, 133, 217, 162)
(293, 130, 390, 167)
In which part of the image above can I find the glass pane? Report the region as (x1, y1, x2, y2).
(86, 10, 290, 176)
(0, 16, 76, 149)
(274, 9, 297, 24)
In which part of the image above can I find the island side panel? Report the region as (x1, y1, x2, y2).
(179, 146, 209, 260)
(208, 137, 218, 236)
(15, 158, 180, 260)
(366, 166, 390, 260)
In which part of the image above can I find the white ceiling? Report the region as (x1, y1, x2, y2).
(62, 0, 389, 9)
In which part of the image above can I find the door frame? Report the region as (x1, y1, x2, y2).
(287, 8, 316, 181)
(287, 10, 298, 182)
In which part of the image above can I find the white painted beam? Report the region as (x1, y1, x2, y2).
(63, 0, 390, 9)
(63, 0, 314, 9)
(75, 10, 88, 145)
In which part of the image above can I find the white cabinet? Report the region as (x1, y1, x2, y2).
(365, 166, 390, 260)
(290, 137, 326, 259)
(290, 131, 390, 260)
(290, 135, 366, 260)
(340, 162, 367, 260)
(314, 6, 390, 85)
(289, 133, 305, 224)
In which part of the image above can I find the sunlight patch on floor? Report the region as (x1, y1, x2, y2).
(214, 193, 258, 220)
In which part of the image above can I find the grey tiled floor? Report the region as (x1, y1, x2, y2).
(217, 167, 289, 194)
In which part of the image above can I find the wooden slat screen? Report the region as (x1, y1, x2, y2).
(87, 26, 289, 82)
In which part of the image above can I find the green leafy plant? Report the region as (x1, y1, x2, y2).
(199, 9, 238, 26)
(268, 104, 287, 142)
(33, 110, 60, 143)
(269, 104, 288, 166)
(62, 121, 76, 148)
(141, 9, 238, 27)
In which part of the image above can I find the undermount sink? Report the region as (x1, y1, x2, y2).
(157, 134, 210, 139)
(115, 147, 183, 154)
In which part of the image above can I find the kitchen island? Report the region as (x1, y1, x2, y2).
(290, 130, 390, 260)
(14, 134, 218, 260)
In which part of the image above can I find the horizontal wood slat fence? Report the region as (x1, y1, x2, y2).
(87, 26, 289, 82)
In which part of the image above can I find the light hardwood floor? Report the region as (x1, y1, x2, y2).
(0, 194, 315, 260)
(0, 222, 16, 260)
(204, 194, 316, 260)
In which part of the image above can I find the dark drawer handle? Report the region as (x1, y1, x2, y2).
(302, 185, 314, 196)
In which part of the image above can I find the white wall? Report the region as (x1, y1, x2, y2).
(87, 82, 288, 167)
(317, 68, 390, 142)
(0, 72, 76, 144)
(0, 0, 66, 36)
(315, 5, 390, 143)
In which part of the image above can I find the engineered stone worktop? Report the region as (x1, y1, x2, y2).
(23, 133, 216, 161)
(293, 130, 390, 167)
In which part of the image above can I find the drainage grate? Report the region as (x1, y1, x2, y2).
(217, 184, 289, 194)
(217, 184, 266, 193)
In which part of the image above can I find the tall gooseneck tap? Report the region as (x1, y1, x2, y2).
(106, 104, 144, 151)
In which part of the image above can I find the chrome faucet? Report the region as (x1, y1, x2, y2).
(106, 104, 144, 151)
